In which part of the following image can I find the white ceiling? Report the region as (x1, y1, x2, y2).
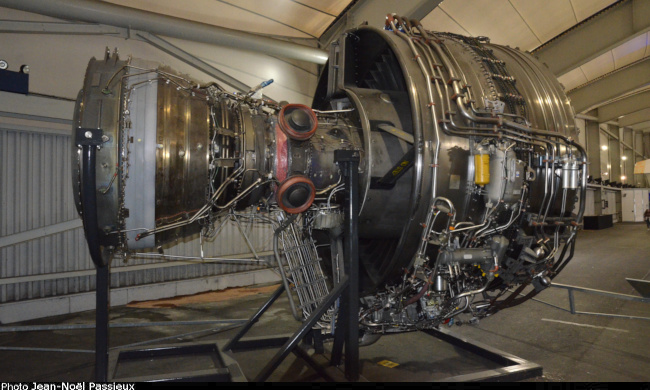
(629, 120, 650, 130)
(11, 0, 644, 129)
(420, 0, 618, 51)
(418, 0, 650, 93)
(104, 0, 353, 39)
(104, 0, 643, 93)
(557, 31, 650, 91)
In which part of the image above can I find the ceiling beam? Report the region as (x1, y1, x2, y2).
(0, 20, 126, 36)
(596, 90, 650, 123)
(319, 0, 443, 47)
(567, 58, 650, 113)
(134, 32, 253, 95)
(619, 108, 650, 127)
(631, 121, 650, 131)
(532, 0, 650, 76)
(0, 0, 328, 64)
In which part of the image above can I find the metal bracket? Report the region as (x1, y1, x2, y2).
(377, 124, 414, 144)
(75, 127, 104, 147)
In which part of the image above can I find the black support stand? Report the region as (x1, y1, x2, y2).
(222, 150, 361, 382)
(75, 128, 111, 381)
(330, 150, 360, 381)
(422, 328, 543, 381)
(95, 265, 110, 381)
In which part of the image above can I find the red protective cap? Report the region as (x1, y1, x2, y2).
(276, 175, 316, 214)
(278, 104, 317, 141)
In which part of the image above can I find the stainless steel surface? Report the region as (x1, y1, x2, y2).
(153, 75, 210, 246)
(69, 17, 587, 333)
(562, 161, 580, 189)
(122, 67, 157, 249)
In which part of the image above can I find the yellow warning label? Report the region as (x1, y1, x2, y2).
(391, 160, 410, 176)
(377, 360, 400, 368)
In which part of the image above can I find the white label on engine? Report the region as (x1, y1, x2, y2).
(463, 254, 473, 259)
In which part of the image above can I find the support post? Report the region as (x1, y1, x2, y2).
(332, 149, 360, 381)
(95, 265, 109, 381)
(253, 277, 349, 382)
(75, 127, 110, 381)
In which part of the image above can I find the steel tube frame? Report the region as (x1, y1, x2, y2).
(222, 277, 351, 381)
(109, 342, 236, 382)
(549, 282, 650, 321)
(222, 284, 286, 352)
(253, 277, 349, 382)
(510, 282, 650, 321)
(221, 149, 362, 382)
(114, 323, 244, 350)
(422, 328, 543, 381)
(551, 282, 650, 303)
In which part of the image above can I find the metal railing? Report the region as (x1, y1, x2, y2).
(533, 281, 650, 321)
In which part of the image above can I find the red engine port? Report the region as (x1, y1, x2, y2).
(278, 104, 318, 141)
(276, 175, 316, 214)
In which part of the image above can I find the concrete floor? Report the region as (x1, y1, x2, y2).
(0, 223, 648, 382)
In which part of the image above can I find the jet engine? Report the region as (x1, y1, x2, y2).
(73, 17, 586, 335)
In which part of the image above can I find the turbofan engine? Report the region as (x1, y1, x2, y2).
(73, 16, 586, 336)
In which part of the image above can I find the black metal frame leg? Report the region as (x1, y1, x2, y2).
(95, 265, 110, 381)
(223, 284, 286, 351)
(76, 128, 111, 381)
(253, 277, 349, 382)
(329, 150, 360, 381)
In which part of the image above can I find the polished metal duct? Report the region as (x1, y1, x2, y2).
(0, 0, 329, 64)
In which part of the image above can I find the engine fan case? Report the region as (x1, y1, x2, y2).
(312, 26, 577, 291)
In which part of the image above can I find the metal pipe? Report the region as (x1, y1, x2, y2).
(404, 279, 430, 307)
(453, 277, 491, 300)
(389, 18, 442, 265)
(503, 119, 588, 223)
(0, 0, 328, 64)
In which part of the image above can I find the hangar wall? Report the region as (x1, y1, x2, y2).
(0, 7, 321, 323)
